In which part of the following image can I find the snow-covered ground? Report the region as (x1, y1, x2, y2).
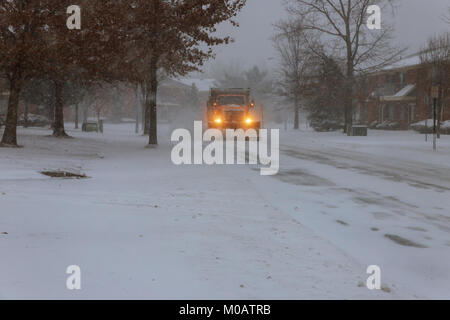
(0, 123, 449, 299)
(274, 128, 450, 299)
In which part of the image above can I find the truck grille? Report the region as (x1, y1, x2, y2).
(224, 110, 245, 122)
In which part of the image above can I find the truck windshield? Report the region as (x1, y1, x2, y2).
(217, 95, 246, 106)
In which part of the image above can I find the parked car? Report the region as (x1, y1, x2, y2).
(82, 121, 100, 133)
(310, 119, 344, 132)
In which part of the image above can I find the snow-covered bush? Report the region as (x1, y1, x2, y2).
(369, 121, 379, 129)
(410, 120, 450, 134)
(440, 121, 450, 134)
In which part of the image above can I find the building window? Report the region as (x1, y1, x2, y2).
(388, 104, 394, 120)
(400, 72, 405, 84)
(363, 102, 369, 122)
(400, 106, 405, 121)
(410, 104, 416, 122)
(388, 74, 394, 83)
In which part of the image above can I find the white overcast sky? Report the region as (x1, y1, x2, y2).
(204, 0, 449, 71)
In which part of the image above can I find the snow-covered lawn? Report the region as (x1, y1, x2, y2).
(0, 124, 449, 299)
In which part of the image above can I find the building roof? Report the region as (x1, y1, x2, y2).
(381, 53, 421, 72)
(380, 84, 416, 102)
(394, 84, 416, 97)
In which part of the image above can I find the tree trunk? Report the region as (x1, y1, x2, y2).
(83, 102, 88, 123)
(48, 102, 54, 129)
(146, 0, 159, 145)
(24, 102, 29, 128)
(75, 104, 79, 129)
(142, 105, 146, 134)
(53, 80, 68, 137)
(135, 84, 140, 134)
(1, 71, 22, 147)
(437, 85, 442, 139)
(345, 34, 354, 135)
(140, 82, 149, 135)
(140, 83, 146, 134)
(144, 94, 150, 135)
(344, 71, 354, 135)
(148, 58, 158, 146)
(437, 104, 441, 139)
(294, 92, 299, 130)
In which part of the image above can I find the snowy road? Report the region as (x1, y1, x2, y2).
(281, 142, 450, 192)
(1, 124, 449, 299)
(261, 130, 450, 299)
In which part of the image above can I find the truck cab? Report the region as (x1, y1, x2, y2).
(206, 88, 261, 130)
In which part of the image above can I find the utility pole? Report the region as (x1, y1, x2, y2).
(74, 104, 79, 129)
(433, 98, 437, 151)
(432, 86, 439, 152)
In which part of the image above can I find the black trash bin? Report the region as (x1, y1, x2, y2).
(350, 125, 368, 136)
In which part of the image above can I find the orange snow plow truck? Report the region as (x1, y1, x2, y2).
(206, 88, 262, 131)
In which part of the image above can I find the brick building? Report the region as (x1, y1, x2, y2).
(355, 53, 450, 130)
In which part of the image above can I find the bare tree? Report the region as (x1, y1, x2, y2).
(420, 32, 450, 138)
(286, 0, 405, 134)
(119, 0, 246, 146)
(273, 20, 317, 129)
